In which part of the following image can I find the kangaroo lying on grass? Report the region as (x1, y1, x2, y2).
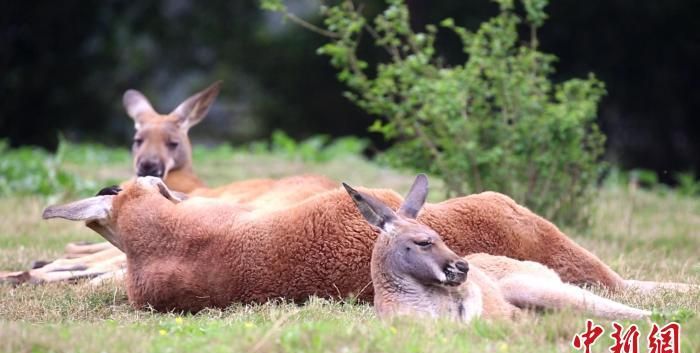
(0, 82, 337, 285)
(41, 176, 693, 312)
(344, 175, 651, 321)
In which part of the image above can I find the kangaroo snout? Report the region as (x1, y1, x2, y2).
(443, 260, 469, 286)
(454, 260, 469, 273)
(137, 159, 165, 178)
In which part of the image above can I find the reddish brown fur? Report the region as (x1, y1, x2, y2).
(189, 174, 338, 207)
(419, 192, 624, 288)
(109, 181, 624, 312)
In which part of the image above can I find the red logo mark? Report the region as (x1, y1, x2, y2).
(572, 320, 682, 353)
(573, 319, 605, 353)
(648, 322, 681, 353)
(610, 322, 640, 353)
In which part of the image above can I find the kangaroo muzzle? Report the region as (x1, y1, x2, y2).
(443, 260, 469, 286)
(137, 159, 165, 178)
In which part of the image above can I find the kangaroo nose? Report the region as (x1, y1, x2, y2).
(96, 185, 122, 196)
(137, 160, 164, 178)
(454, 260, 469, 273)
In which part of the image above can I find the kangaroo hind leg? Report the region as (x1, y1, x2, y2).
(499, 274, 650, 320)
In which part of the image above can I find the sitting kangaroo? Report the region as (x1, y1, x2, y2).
(343, 175, 651, 321)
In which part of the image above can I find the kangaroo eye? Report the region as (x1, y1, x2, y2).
(166, 141, 179, 150)
(414, 240, 431, 247)
(133, 138, 143, 147)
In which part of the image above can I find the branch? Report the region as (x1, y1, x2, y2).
(363, 23, 402, 63)
(530, 25, 539, 49)
(410, 120, 464, 195)
(283, 12, 340, 39)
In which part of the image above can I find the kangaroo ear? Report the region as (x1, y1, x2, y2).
(342, 182, 396, 231)
(135, 176, 187, 203)
(171, 81, 222, 130)
(123, 89, 155, 129)
(42, 196, 114, 222)
(397, 174, 428, 219)
(156, 181, 188, 203)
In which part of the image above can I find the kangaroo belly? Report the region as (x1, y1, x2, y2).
(126, 258, 227, 312)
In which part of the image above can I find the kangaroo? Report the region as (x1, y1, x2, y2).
(344, 175, 651, 322)
(124, 81, 218, 192)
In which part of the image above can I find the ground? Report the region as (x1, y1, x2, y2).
(0, 145, 698, 353)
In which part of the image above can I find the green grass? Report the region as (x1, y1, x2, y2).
(1, 144, 699, 352)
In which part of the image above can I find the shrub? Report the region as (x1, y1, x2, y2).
(0, 140, 89, 197)
(0, 138, 130, 198)
(675, 172, 700, 197)
(268, 131, 368, 162)
(263, 0, 606, 227)
(193, 131, 368, 163)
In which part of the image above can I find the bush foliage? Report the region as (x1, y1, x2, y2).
(0, 141, 90, 198)
(0, 134, 366, 198)
(264, 0, 607, 227)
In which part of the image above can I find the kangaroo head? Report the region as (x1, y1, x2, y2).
(123, 81, 222, 179)
(343, 174, 469, 288)
(42, 177, 187, 251)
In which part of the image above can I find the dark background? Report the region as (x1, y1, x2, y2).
(1, 0, 698, 182)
